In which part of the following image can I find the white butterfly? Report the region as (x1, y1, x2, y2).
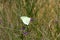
(20, 16, 31, 25)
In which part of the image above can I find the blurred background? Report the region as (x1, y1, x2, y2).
(0, 0, 60, 40)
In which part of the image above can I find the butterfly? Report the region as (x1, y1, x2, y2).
(20, 16, 31, 25)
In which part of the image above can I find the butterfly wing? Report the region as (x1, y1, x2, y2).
(20, 16, 31, 25)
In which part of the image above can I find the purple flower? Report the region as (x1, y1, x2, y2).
(21, 26, 25, 30)
(23, 32, 28, 35)
(30, 18, 33, 22)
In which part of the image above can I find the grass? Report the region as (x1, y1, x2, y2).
(0, 0, 60, 40)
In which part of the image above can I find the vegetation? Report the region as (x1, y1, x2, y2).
(0, 0, 60, 40)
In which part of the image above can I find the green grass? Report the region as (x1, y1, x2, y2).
(0, 0, 60, 40)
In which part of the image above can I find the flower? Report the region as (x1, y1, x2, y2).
(23, 32, 28, 35)
(30, 18, 33, 22)
(21, 26, 25, 30)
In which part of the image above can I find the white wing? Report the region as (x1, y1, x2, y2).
(20, 16, 31, 25)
